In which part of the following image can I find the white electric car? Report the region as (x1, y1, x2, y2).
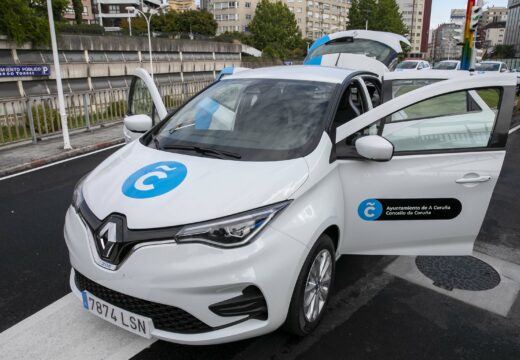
(65, 65, 516, 345)
(395, 59, 431, 72)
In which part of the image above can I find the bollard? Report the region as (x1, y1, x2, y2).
(26, 99, 37, 144)
(83, 93, 91, 131)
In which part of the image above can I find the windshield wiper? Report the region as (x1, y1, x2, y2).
(161, 144, 242, 159)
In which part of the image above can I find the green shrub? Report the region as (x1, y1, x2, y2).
(31, 103, 60, 134)
(58, 23, 105, 35)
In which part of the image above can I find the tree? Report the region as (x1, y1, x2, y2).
(0, 0, 66, 45)
(72, 0, 84, 24)
(347, 0, 377, 30)
(32, 0, 69, 22)
(121, 10, 217, 36)
(174, 10, 217, 36)
(248, 0, 302, 59)
(373, 0, 407, 35)
(490, 45, 516, 59)
(347, 0, 407, 35)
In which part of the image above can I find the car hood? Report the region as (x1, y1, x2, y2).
(82, 141, 309, 229)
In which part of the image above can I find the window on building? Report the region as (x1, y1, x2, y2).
(245, 2, 251, 7)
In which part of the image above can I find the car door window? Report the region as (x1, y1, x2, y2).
(333, 79, 369, 128)
(383, 88, 500, 152)
(390, 79, 441, 98)
(129, 77, 154, 118)
(363, 76, 382, 108)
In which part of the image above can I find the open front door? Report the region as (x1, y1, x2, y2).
(335, 74, 517, 255)
(123, 68, 167, 142)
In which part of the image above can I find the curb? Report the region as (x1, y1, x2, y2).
(0, 138, 125, 178)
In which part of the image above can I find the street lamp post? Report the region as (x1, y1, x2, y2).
(46, 0, 71, 150)
(126, 4, 168, 79)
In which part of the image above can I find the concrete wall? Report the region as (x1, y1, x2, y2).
(0, 35, 241, 99)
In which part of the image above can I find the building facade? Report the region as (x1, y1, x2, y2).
(431, 23, 463, 62)
(207, 0, 350, 39)
(168, 0, 196, 11)
(504, 0, 520, 56)
(64, 0, 96, 24)
(396, 0, 433, 58)
(92, 0, 165, 29)
(450, 8, 466, 26)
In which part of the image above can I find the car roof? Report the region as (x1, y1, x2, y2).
(479, 61, 504, 64)
(225, 65, 357, 84)
(439, 60, 460, 63)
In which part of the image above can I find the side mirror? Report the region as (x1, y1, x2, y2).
(123, 114, 152, 142)
(355, 135, 394, 161)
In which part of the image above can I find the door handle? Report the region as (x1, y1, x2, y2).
(455, 175, 492, 184)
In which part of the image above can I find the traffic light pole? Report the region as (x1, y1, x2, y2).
(460, 0, 482, 70)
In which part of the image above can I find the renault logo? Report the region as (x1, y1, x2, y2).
(97, 222, 118, 258)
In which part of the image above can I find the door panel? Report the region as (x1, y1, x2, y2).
(335, 75, 516, 255)
(338, 151, 505, 255)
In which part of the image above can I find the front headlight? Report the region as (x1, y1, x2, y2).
(72, 174, 88, 211)
(175, 201, 291, 248)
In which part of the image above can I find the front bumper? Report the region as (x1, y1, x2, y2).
(64, 206, 308, 344)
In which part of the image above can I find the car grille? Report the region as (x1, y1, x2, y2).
(74, 270, 213, 334)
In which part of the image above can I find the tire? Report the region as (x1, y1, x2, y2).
(283, 233, 336, 336)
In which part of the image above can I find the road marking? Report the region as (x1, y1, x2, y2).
(0, 143, 124, 182)
(0, 293, 155, 360)
(509, 123, 520, 134)
(385, 252, 520, 317)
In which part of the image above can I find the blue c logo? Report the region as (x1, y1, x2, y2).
(122, 161, 187, 199)
(358, 199, 383, 221)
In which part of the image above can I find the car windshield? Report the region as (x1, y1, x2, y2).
(306, 38, 397, 66)
(396, 61, 419, 69)
(476, 63, 500, 72)
(148, 79, 337, 161)
(434, 62, 458, 70)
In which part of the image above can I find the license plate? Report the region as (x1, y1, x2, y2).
(82, 291, 153, 338)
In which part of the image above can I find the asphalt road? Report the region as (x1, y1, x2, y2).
(1, 132, 520, 359)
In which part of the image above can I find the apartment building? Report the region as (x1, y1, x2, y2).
(92, 0, 165, 28)
(504, 0, 520, 56)
(64, 0, 96, 24)
(450, 8, 466, 26)
(431, 22, 463, 61)
(168, 0, 196, 11)
(396, 0, 432, 58)
(207, 0, 350, 39)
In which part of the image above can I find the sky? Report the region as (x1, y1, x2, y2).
(430, 0, 509, 28)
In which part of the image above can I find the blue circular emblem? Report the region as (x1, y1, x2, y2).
(358, 199, 383, 221)
(122, 161, 187, 199)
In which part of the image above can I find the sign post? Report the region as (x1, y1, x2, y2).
(47, 0, 71, 150)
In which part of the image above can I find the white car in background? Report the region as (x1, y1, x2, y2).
(395, 59, 431, 72)
(476, 61, 509, 73)
(65, 65, 516, 345)
(433, 60, 461, 70)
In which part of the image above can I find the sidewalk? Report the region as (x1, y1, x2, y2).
(0, 124, 124, 178)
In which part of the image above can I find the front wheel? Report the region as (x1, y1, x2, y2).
(283, 234, 335, 336)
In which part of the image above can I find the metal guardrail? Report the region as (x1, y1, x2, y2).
(0, 80, 212, 145)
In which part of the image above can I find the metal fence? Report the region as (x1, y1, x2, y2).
(0, 80, 212, 145)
